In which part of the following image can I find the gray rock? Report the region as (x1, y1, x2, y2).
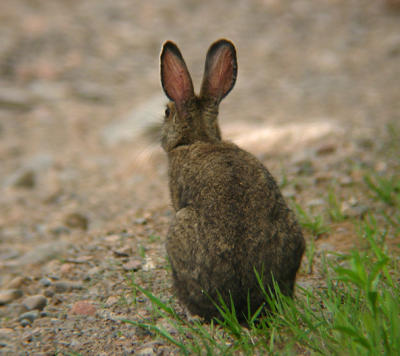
(64, 212, 88, 230)
(136, 346, 155, 356)
(39, 278, 52, 287)
(306, 198, 325, 207)
(0, 87, 34, 111)
(15, 241, 70, 266)
(18, 310, 39, 324)
(53, 281, 83, 293)
(19, 319, 31, 327)
(22, 295, 47, 311)
(0, 289, 23, 305)
(6, 276, 27, 289)
(134, 217, 147, 225)
(122, 259, 142, 272)
(44, 289, 55, 298)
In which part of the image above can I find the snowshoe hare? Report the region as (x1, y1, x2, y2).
(160, 39, 305, 322)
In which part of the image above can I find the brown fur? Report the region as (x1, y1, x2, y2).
(160, 39, 305, 322)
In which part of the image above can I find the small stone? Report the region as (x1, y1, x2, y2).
(6, 276, 27, 289)
(113, 246, 131, 257)
(16, 241, 70, 266)
(13, 169, 35, 189)
(53, 281, 83, 293)
(86, 266, 101, 276)
(0, 289, 23, 305)
(20, 319, 31, 327)
(306, 199, 325, 207)
(51, 226, 71, 236)
(339, 175, 353, 186)
(122, 259, 142, 272)
(60, 263, 74, 275)
(134, 217, 147, 225)
(136, 346, 155, 356)
(316, 143, 336, 156)
(64, 212, 88, 230)
(344, 205, 369, 219)
(70, 301, 96, 316)
(18, 310, 39, 324)
(105, 296, 119, 307)
(22, 295, 47, 311)
(0, 87, 34, 111)
(44, 290, 54, 298)
(104, 234, 120, 243)
(65, 256, 93, 264)
(39, 278, 52, 287)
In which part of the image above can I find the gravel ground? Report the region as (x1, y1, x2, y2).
(0, 0, 399, 354)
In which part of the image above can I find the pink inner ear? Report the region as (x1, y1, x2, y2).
(206, 47, 235, 98)
(162, 51, 193, 104)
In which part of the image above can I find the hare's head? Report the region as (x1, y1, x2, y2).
(160, 39, 237, 152)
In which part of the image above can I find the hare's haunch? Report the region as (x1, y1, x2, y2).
(160, 39, 305, 322)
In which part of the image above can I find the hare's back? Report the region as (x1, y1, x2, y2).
(179, 141, 283, 217)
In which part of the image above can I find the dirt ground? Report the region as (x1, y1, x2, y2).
(0, 0, 399, 354)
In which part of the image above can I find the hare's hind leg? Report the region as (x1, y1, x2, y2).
(166, 207, 216, 319)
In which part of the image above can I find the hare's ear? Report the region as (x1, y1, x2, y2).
(200, 39, 237, 103)
(160, 41, 195, 109)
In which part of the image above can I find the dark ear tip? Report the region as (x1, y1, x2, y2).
(209, 38, 237, 55)
(161, 40, 183, 60)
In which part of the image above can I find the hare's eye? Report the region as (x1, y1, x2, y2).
(165, 107, 170, 117)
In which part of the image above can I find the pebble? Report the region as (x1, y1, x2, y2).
(18, 310, 39, 325)
(134, 217, 147, 225)
(16, 241, 70, 266)
(22, 295, 47, 311)
(0, 87, 34, 111)
(51, 226, 71, 236)
(53, 281, 83, 293)
(305, 198, 325, 207)
(122, 259, 142, 272)
(105, 295, 119, 307)
(44, 290, 55, 298)
(339, 175, 353, 186)
(136, 346, 155, 356)
(0, 289, 23, 305)
(40, 311, 49, 318)
(60, 263, 75, 275)
(113, 246, 131, 257)
(6, 276, 27, 289)
(343, 205, 369, 219)
(104, 234, 120, 243)
(316, 143, 336, 156)
(20, 319, 31, 327)
(64, 212, 89, 230)
(39, 277, 52, 287)
(70, 301, 96, 316)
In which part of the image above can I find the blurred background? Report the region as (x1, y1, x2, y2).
(1, 0, 400, 287)
(0, 0, 399, 353)
(1, 0, 400, 273)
